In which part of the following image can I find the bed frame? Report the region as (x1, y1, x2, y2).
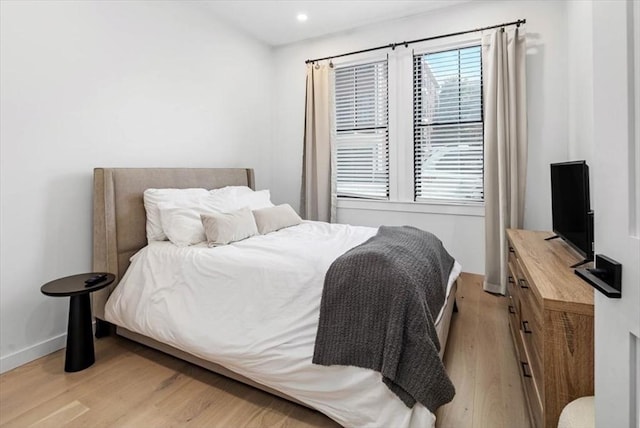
(92, 167, 457, 410)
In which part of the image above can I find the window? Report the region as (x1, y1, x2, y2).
(334, 60, 389, 199)
(331, 43, 483, 206)
(414, 46, 483, 202)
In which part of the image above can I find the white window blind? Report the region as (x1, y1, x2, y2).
(334, 60, 389, 199)
(414, 46, 483, 203)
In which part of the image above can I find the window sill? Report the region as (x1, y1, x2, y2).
(336, 198, 485, 217)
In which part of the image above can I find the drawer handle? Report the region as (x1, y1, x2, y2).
(521, 361, 532, 378)
(508, 275, 515, 284)
(508, 305, 516, 314)
(518, 278, 529, 289)
(509, 247, 515, 254)
(522, 320, 532, 334)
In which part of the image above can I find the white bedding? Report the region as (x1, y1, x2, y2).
(105, 221, 460, 428)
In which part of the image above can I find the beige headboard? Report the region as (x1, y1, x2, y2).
(92, 167, 255, 319)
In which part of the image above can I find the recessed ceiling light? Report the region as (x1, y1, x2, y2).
(297, 13, 308, 22)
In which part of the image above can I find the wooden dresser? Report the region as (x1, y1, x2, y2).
(506, 229, 594, 428)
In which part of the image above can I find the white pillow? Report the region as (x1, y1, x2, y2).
(143, 188, 209, 242)
(208, 188, 274, 212)
(252, 204, 302, 235)
(208, 185, 255, 199)
(201, 207, 258, 247)
(158, 205, 207, 247)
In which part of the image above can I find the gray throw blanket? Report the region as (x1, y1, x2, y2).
(312, 226, 455, 413)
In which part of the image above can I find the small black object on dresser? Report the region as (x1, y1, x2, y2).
(40, 273, 115, 372)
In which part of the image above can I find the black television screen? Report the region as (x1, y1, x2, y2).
(550, 161, 593, 262)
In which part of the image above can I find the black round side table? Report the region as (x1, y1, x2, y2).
(41, 273, 115, 372)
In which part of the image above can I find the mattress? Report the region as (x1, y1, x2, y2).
(105, 221, 460, 428)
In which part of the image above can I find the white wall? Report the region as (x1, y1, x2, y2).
(0, 0, 274, 372)
(567, 0, 594, 165)
(272, 0, 569, 274)
(337, 203, 485, 273)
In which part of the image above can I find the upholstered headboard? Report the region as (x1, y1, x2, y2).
(92, 167, 255, 319)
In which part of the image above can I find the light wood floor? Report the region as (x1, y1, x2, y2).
(0, 273, 529, 427)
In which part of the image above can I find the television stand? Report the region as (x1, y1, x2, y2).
(543, 235, 593, 268)
(571, 258, 592, 269)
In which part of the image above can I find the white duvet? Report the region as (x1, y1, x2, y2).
(105, 221, 460, 428)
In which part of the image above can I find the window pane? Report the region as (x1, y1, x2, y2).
(414, 123, 484, 202)
(334, 60, 389, 199)
(414, 46, 483, 203)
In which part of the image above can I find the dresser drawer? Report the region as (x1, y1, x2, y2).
(508, 242, 517, 269)
(507, 263, 520, 318)
(519, 329, 543, 428)
(514, 260, 534, 324)
(507, 295, 521, 359)
(522, 360, 544, 428)
(515, 258, 530, 291)
(519, 288, 543, 382)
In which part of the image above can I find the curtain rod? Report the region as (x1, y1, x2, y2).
(304, 18, 526, 64)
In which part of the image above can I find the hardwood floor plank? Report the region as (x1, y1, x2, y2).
(471, 284, 509, 428)
(29, 400, 89, 428)
(436, 273, 481, 427)
(0, 272, 529, 428)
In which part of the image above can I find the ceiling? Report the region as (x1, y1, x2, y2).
(202, 1, 468, 46)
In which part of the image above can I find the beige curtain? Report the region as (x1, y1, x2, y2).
(482, 27, 528, 295)
(301, 63, 333, 222)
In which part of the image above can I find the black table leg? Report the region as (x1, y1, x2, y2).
(65, 293, 95, 372)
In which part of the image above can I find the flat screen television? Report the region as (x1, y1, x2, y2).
(550, 160, 593, 267)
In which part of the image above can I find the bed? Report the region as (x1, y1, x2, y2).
(92, 167, 460, 428)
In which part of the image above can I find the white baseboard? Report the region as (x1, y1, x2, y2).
(0, 333, 67, 374)
(0, 321, 98, 374)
